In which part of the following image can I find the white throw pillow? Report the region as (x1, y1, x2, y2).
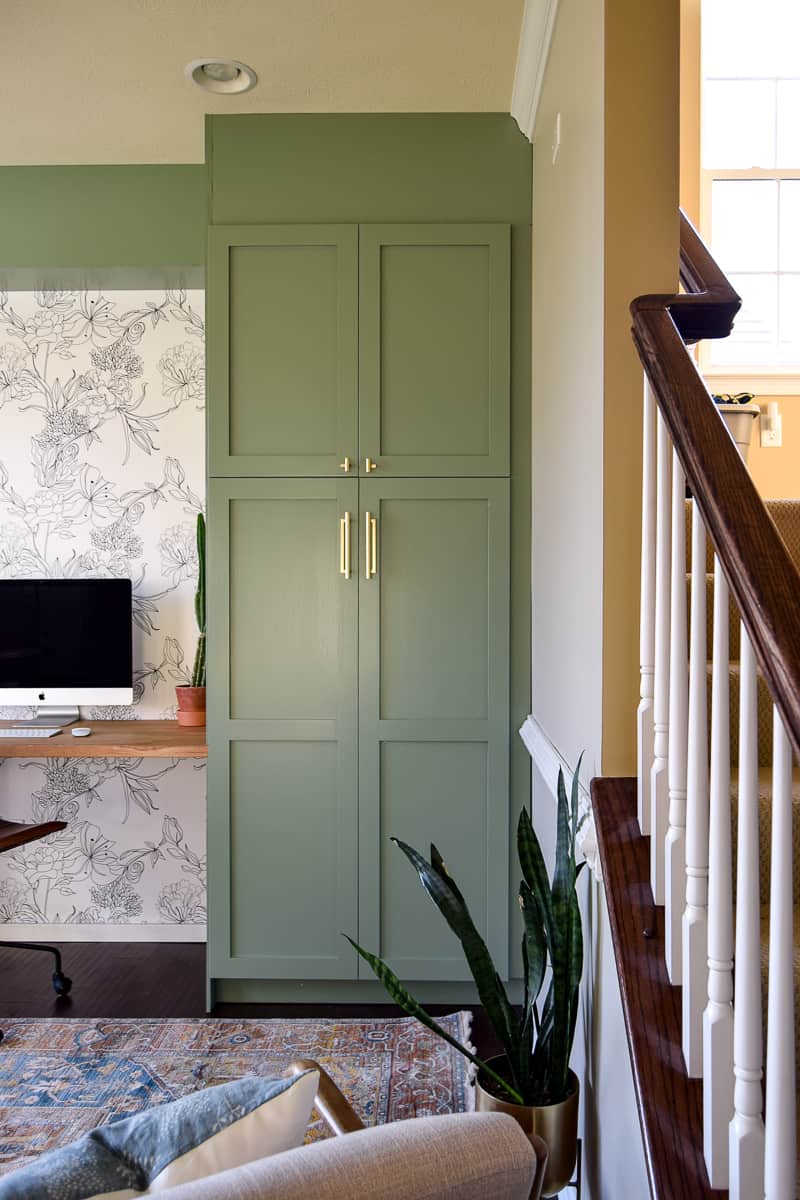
(0, 1070, 319, 1200)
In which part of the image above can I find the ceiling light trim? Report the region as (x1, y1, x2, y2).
(511, 0, 560, 142)
(185, 58, 257, 95)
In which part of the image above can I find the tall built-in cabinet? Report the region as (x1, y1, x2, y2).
(206, 116, 532, 1004)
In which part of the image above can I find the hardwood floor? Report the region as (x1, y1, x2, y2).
(0, 941, 499, 1053)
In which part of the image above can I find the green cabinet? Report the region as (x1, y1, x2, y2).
(208, 225, 358, 477)
(357, 479, 510, 980)
(207, 476, 510, 985)
(208, 222, 510, 478)
(359, 225, 510, 476)
(207, 478, 359, 980)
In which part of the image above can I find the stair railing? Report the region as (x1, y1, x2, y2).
(633, 210, 800, 1198)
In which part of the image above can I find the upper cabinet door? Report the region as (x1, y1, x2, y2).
(359, 224, 510, 477)
(208, 225, 358, 477)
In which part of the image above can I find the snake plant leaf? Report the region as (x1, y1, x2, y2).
(430, 843, 468, 908)
(519, 879, 547, 1011)
(567, 888, 583, 1055)
(517, 808, 554, 945)
(570, 752, 584, 850)
(390, 838, 522, 1085)
(344, 936, 524, 1104)
(548, 767, 576, 1101)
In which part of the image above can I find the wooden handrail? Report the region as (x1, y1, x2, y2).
(631, 210, 800, 763)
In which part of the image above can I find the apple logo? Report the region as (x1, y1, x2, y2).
(38, 693, 45, 700)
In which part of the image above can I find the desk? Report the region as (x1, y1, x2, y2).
(0, 720, 206, 758)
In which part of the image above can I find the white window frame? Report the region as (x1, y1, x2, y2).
(699, 89, 800, 393)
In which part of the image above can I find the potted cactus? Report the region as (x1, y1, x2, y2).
(347, 761, 585, 1197)
(176, 512, 206, 727)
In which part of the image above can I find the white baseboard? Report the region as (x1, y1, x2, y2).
(0, 923, 206, 943)
(518, 716, 601, 879)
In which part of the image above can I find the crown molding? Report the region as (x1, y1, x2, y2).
(510, 0, 560, 142)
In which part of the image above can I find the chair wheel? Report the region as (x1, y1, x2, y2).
(0, 1029, 4, 1044)
(52, 973, 72, 997)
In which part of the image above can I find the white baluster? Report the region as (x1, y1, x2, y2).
(764, 710, 796, 1200)
(728, 628, 764, 1199)
(683, 504, 709, 1076)
(703, 558, 734, 1188)
(650, 411, 672, 903)
(638, 377, 657, 835)
(666, 452, 688, 983)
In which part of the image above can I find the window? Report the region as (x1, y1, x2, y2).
(701, 0, 800, 388)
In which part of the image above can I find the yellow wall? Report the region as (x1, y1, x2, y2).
(601, 0, 680, 775)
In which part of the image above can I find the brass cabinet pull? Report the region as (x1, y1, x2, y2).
(365, 457, 378, 472)
(339, 457, 352, 473)
(339, 512, 351, 579)
(365, 512, 377, 579)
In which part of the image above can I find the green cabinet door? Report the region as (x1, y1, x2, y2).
(207, 478, 359, 980)
(359, 224, 510, 477)
(208, 225, 358, 476)
(357, 478, 510, 981)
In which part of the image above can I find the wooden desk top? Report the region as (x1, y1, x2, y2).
(0, 720, 206, 758)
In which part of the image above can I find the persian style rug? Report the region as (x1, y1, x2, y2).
(0, 1013, 474, 1175)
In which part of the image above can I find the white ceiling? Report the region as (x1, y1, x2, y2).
(2, 0, 525, 164)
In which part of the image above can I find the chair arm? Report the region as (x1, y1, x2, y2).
(288, 1057, 365, 1136)
(159, 1111, 539, 1200)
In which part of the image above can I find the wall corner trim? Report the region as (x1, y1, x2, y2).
(518, 715, 601, 878)
(510, 0, 560, 142)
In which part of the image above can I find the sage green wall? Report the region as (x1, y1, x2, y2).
(0, 165, 205, 284)
(207, 113, 532, 995)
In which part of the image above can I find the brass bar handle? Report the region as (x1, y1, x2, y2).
(339, 512, 351, 579)
(365, 511, 372, 579)
(370, 515, 377, 577)
(339, 457, 352, 473)
(365, 457, 378, 472)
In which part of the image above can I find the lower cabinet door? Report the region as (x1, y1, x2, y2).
(357, 478, 511, 981)
(207, 478, 359, 980)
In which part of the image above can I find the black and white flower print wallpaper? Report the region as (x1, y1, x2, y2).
(0, 289, 206, 938)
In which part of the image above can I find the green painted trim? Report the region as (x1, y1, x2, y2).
(211, 977, 525, 1006)
(0, 166, 205, 275)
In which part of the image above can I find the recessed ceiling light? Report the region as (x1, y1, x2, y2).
(185, 58, 257, 95)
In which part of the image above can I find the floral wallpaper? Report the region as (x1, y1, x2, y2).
(0, 289, 206, 939)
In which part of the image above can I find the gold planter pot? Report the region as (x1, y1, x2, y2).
(475, 1060, 579, 1197)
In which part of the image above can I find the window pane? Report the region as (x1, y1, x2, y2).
(777, 81, 800, 166)
(709, 274, 778, 366)
(703, 0, 800, 79)
(703, 80, 776, 169)
(779, 181, 800, 269)
(711, 180, 778, 272)
(778, 276, 800, 363)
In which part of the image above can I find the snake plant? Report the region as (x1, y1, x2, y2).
(190, 512, 206, 687)
(347, 760, 585, 1107)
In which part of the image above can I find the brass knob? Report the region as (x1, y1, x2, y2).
(339, 457, 351, 473)
(365, 457, 378, 472)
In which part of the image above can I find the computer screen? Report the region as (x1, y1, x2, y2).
(0, 579, 133, 703)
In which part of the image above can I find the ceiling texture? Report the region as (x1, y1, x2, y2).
(2, 0, 525, 164)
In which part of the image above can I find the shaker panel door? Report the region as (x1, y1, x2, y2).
(207, 478, 359, 979)
(208, 225, 358, 476)
(359, 224, 510, 476)
(357, 478, 510, 980)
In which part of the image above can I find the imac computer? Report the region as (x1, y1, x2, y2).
(0, 579, 133, 728)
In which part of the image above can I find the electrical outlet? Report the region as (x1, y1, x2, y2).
(761, 421, 782, 448)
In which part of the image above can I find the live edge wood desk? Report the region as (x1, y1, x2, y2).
(0, 720, 206, 759)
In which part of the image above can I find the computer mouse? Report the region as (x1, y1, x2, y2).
(71, 727, 92, 737)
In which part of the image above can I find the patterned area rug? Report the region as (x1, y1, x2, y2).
(0, 1013, 475, 1175)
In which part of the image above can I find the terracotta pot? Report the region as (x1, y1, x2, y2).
(475, 1058, 579, 1197)
(176, 685, 206, 727)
